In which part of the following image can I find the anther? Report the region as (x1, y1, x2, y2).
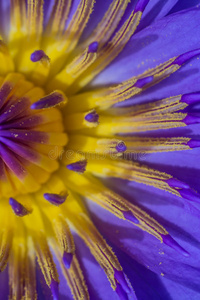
(178, 189, 200, 203)
(123, 210, 139, 224)
(43, 193, 68, 206)
(187, 140, 200, 149)
(134, 76, 154, 88)
(115, 283, 129, 300)
(30, 50, 49, 62)
(84, 110, 99, 123)
(63, 252, 73, 269)
(9, 198, 30, 217)
(165, 178, 190, 190)
(116, 142, 127, 153)
(67, 160, 87, 173)
(181, 92, 200, 105)
(166, 178, 200, 203)
(114, 269, 131, 293)
(88, 41, 99, 53)
(161, 234, 190, 257)
(135, 0, 150, 13)
(50, 279, 59, 300)
(183, 114, 200, 125)
(31, 91, 67, 109)
(172, 49, 200, 66)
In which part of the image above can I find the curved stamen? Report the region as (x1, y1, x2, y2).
(50, 279, 59, 300)
(114, 269, 131, 294)
(116, 141, 127, 153)
(88, 41, 99, 53)
(161, 234, 189, 257)
(134, 75, 154, 88)
(44, 193, 68, 206)
(31, 91, 67, 109)
(116, 283, 129, 300)
(171, 48, 200, 66)
(84, 110, 99, 123)
(123, 210, 139, 224)
(135, 0, 150, 12)
(9, 198, 30, 217)
(63, 252, 73, 269)
(30, 50, 48, 62)
(67, 160, 87, 173)
(181, 92, 200, 105)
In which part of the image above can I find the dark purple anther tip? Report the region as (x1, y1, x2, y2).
(85, 110, 99, 123)
(135, 0, 150, 12)
(116, 142, 127, 153)
(178, 189, 200, 203)
(88, 41, 99, 53)
(181, 92, 200, 105)
(161, 234, 189, 257)
(9, 198, 29, 217)
(50, 279, 59, 300)
(172, 49, 200, 66)
(123, 210, 139, 224)
(187, 139, 200, 149)
(183, 114, 200, 125)
(67, 160, 87, 173)
(134, 76, 153, 88)
(116, 283, 129, 300)
(31, 92, 66, 110)
(63, 252, 73, 269)
(30, 50, 47, 62)
(43, 193, 67, 206)
(165, 178, 190, 190)
(114, 269, 131, 294)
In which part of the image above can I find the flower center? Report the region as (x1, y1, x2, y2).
(0, 72, 68, 198)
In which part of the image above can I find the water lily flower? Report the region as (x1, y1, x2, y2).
(0, 0, 200, 299)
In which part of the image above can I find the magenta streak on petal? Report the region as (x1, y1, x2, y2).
(0, 82, 13, 110)
(0, 137, 39, 162)
(0, 130, 49, 144)
(50, 279, 59, 300)
(172, 49, 200, 66)
(67, 160, 87, 173)
(0, 115, 44, 130)
(183, 114, 200, 125)
(9, 198, 29, 217)
(116, 142, 127, 153)
(43, 193, 67, 206)
(181, 92, 200, 105)
(135, 0, 150, 13)
(88, 41, 99, 53)
(161, 234, 189, 257)
(123, 210, 139, 224)
(85, 110, 99, 123)
(0, 97, 31, 124)
(31, 92, 65, 110)
(0, 142, 26, 178)
(134, 76, 154, 88)
(63, 252, 73, 269)
(30, 50, 47, 62)
(114, 269, 131, 293)
(115, 283, 129, 300)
